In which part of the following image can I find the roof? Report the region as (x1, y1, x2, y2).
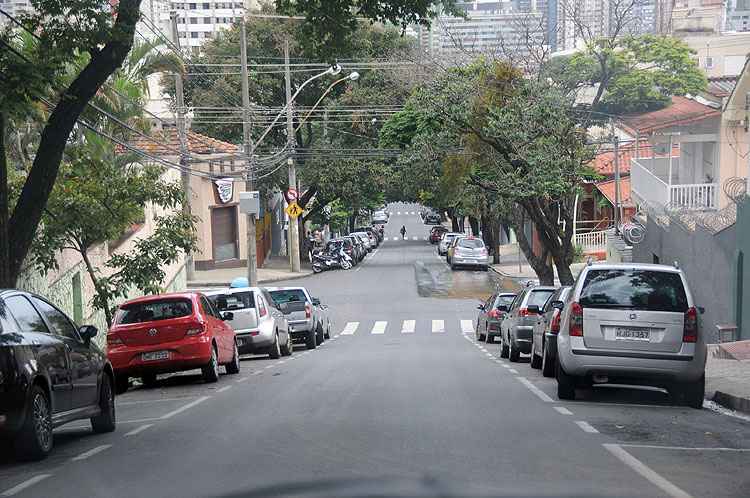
(619, 96, 721, 134)
(706, 75, 737, 98)
(595, 177, 633, 207)
(586, 262, 682, 273)
(119, 292, 200, 306)
(115, 127, 238, 156)
(591, 141, 679, 177)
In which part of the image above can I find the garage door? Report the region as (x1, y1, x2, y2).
(211, 206, 238, 261)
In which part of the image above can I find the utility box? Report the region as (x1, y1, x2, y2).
(239, 191, 260, 215)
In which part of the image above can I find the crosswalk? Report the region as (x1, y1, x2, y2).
(337, 319, 475, 336)
(382, 236, 429, 241)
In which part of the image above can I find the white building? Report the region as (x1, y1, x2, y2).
(0, 0, 34, 24)
(727, 0, 750, 31)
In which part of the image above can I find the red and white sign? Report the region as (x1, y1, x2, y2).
(287, 188, 298, 201)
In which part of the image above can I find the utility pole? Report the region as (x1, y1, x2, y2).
(285, 38, 301, 273)
(171, 11, 195, 281)
(240, 19, 258, 285)
(612, 120, 622, 235)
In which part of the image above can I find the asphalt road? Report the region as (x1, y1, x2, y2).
(1, 202, 749, 498)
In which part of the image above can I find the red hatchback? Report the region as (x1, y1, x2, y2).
(429, 226, 448, 244)
(107, 292, 240, 393)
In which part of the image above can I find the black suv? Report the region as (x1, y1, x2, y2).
(0, 290, 116, 460)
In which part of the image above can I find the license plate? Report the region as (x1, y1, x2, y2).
(142, 351, 169, 361)
(614, 328, 650, 341)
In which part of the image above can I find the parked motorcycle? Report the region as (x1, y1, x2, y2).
(312, 251, 353, 273)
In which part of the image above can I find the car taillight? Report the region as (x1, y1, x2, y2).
(569, 302, 583, 337)
(488, 309, 501, 319)
(550, 310, 561, 334)
(186, 323, 205, 336)
(258, 305, 267, 318)
(305, 304, 312, 319)
(107, 334, 123, 346)
(519, 308, 537, 317)
(683, 306, 698, 343)
(479, 248, 487, 256)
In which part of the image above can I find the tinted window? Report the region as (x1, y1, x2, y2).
(457, 239, 484, 249)
(210, 291, 255, 311)
(5, 295, 50, 334)
(117, 299, 193, 324)
(528, 290, 555, 308)
(200, 296, 220, 318)
(579, 269, 688, 312)
(269, 289, 307, 305)
(494, 294, 516, 308)
(31, 297, 80, 340)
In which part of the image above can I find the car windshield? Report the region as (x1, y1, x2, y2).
(494, 294, 516, 307)
(116, 299, 192, 324)
(579, 269, 689, 312)
(457, 238, 484, 249)
(528, 290, 555, 308)
(268, 289, 308, 305)
(208, 292, 254, 311)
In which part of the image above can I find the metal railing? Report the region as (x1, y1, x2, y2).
(631, 158, 669, 207)
(669, 183, 718, 210)
(574, 230, 607, 252)
(632, 158, 718, 210)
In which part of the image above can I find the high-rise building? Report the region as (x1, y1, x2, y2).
(162, 1, 259, 54)
(727, 0, 750, 31)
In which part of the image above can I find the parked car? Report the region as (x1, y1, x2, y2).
(529, 286, 572, 377)
(372, 211, 389, 223)
(205, 287, 292, 359)
(448, 236, 489, 270)
(342, 235, 365, 262)
(438, 232, 463, 256)
(424, 213, 442, 224)
(555, 263, 706, 407)
(108, 292, 240, 393)
(357, 226, 383, 243)
(265, 287, 330, 349)
(353, 232, 372, 252)
(500, 285, 557, 362)
(0, 290, 115, 460)
(429, 226, 448, 244)
(476, 292, 516, 343)
(354, 229, 378, 248)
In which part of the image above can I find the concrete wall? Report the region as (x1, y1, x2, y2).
(681, 32, 750, 77)
(632, 217, 736, 343)
(734, 202, 750, 340)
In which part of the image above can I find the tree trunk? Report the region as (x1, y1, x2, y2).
(468, 216, 479, 236)
(80, 248, 113, 327)
(492, 218, 502, 265)
(510, 210, 554, 285)
(447, 207, 460, 232)
(0, 112, 13, 288)
(5, 0, 142, 285)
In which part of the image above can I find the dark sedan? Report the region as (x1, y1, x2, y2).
(0, 290, 116, 460)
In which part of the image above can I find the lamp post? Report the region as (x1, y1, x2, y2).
(294, 72, 360, 133)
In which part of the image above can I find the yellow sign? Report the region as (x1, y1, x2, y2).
(285, 202, 304, 219)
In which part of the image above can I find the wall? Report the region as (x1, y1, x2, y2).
(681, 32, 750, 77)
(632, 217, 737, 343)
(734, 202, 750, 340)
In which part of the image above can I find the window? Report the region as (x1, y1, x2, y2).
(268, 289, 307, 305)
(457, 238, 484, 249)
(31, 297, 79, 340)
(202, 2, 209, 7)
(494, 294, 515, 308)
(189, 2, 196, 8)
(704, 56, 714, 69)
(200, 296, 220, 318)
(116, 299, 193, 324)
(209, 291, 255, 311)
(191, 32, 199, 38)
(5, 296, 49, 334)
(190, 17, 198, 24)
(579, 269, 688, 312)
(527, 290, 555, 308)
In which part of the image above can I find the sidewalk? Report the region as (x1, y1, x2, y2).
(186, 256, 313, 288)
(706, 340, 750, 414)
(488, 243, 586, 284)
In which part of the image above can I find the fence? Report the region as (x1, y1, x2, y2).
(669, 183, 718, 210)
(574, 230, 607, 252)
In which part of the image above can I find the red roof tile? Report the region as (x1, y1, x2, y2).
(115, 127, 238, 156)
(706, 76, 737, 98)
(591, 141, 679, 177)
(595, 177, 632, 207)
(619, 96, 720, 134)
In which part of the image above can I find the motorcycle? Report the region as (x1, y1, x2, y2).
(312, 251, 353, 273)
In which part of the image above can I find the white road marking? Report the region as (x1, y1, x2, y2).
(72, 444, 111, 461)
(117, 397, 199, 406)
(341, 322, 359, 335)
(517, 377, 554, 402)
(412, 236, 418, 240)
(397, 211, 401, 215)
(124, 423, 154, 437)
(235, 377, 248, 383)
(508, 368, 518, 374)
(252, 370, 263, 375)
(431, 319, 445, 333)
(371, 321, 387, 334)
(423, 236, 428, 240)
(619, 444, 750, 452)
(159, 396, 210, 420)
(575, 421, 599, 433)
(603, 444, 693, 498)
(501, 364, 511, 369)
(401, 320, 416, 334)
(217, 385, 233, 393)
(554, 407, 573, 415)
(1, 475, 52, 497)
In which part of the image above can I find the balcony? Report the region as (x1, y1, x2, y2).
(631, 156, 718, 210)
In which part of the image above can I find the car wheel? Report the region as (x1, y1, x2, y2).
(478, 330, 486, 341)
(671, 375, 705, 409)
(305, 329, 317, 350)
(281, 332, 293, 356)
(115, 375, 130, 395)
(556, 361, 576, 400)
(341, 260, 352, 270)
(269, 332, 282, 359)
(316, 325, 325, 344)
(91, 375, 116, 433)
(324, 325, 331, 340)
(225, 341, 241, 374)
(500, 332, 509, 359)
(141, 373, 158, 388)
(530, 340, 542, 369)
(541, 338, 555, 378)
(14, 385, 53, 460)
(202, 345, 220, 383)
(485, 327, 493, 344)
(508, 336, 520, 362)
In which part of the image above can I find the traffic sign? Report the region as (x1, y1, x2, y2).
(287, 188, 298, 201)
(285, 201, 303, 219)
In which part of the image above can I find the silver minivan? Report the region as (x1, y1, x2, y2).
(555, 262, 706, 408)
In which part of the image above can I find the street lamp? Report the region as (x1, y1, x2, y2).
(295, 71, 360, 132)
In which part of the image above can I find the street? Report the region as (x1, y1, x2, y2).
(1, 204, 748, 498)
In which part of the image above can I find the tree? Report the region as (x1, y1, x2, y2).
(0, 0, 451, 288)
(28, 140, 197, 326)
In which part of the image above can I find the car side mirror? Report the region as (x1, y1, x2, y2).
(79, 325, 98, 343)
(496, 305, 509, 312)
(221, 311, 234, 321)
(312, 298, 321, 306)
(527, 305, 541, 314)
(477, 303, 485, 311)
(698, 306, 705, 315)
(551, 300, 564, 310)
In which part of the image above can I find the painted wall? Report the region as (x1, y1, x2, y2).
(733, 202, 750, 340)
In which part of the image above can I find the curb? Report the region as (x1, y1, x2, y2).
(711, 391, 750, 414)
(186, 271, 314, 288)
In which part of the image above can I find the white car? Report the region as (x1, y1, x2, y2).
(438, 232, 463, 256)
